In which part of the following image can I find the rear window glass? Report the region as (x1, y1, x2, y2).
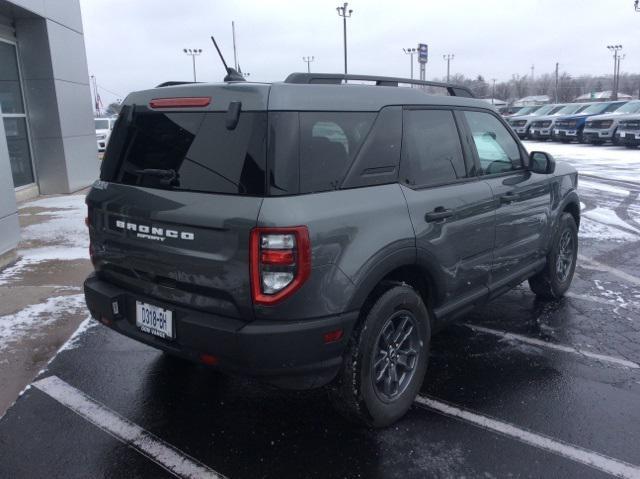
(101, 106, 267, 196)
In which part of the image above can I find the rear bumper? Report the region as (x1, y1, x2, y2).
(84, 274, 358, 389)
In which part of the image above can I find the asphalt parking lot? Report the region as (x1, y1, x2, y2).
(0, 141, 639, 478)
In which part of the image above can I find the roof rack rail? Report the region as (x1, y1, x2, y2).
(284, 73, 475, 98)
(155, 81, 199, 88)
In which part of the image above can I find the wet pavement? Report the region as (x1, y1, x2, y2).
(1, 142, 639, 478)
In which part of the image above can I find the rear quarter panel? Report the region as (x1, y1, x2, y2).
(255, 184, 415, 320)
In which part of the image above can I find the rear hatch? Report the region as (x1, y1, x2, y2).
(87, 83, 270, 321)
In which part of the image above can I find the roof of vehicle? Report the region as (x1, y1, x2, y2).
(124, 73, 493, 113)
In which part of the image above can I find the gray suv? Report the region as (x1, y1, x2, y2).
(84, 73, 580, 427)
(583, 100, 640, 145)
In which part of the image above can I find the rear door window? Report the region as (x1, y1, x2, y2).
(400, 109, 467, 187)
(102, 107, 267, 196)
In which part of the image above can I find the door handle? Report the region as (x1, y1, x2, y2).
(500, 191, 521, 204)
(425, 207, 454, 223)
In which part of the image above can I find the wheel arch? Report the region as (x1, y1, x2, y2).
(346, 248, 443, 327)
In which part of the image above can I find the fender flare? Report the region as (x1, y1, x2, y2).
(346, 244, 446, 313)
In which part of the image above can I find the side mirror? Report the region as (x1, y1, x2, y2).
(528, 151, 555, 174)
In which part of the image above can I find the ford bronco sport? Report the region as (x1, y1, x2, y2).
(84, 73, 580, 427)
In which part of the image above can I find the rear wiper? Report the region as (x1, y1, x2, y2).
(134, 168, 179, 186)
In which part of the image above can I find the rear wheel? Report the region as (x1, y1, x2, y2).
(329, 285, 430, 428)
(529, 213, 578, 299)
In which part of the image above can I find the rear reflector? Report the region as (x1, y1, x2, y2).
(323, 329, 344, 344)
(149, 97, 211, 109)
(199, 354, 219, 366)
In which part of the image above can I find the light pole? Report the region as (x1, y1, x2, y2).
(403, 48, 416, 79)
(616, 54, 625, 97)
(607, 45, 623, 100)
(336, 3, 353, 75)
(183, 48, 202, 82)
(491, 78, 497, 105)
(443, 54, 454, 82)
(303, 56, 315, 73)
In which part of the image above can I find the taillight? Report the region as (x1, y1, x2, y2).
(250, 226, 311, 305)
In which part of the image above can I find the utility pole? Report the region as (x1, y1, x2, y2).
(302, 56, 315, 73)
(183, 48, 202, 82)
(91, 74, 102, 116)
(336, 3, 353, 76)
(443, 54, 454, 82)
(232, 21, 238, 70)
(616, 54, 625, 98)
(530, 64, 535, 81)
(403, 48, 416, 79)
(607, 45, 623, 100)
(554, 62, 559, 103)
(491, 78, 497, 105)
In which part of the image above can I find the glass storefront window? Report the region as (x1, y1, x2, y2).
(4, 117, 34, 187)
(1, 39, 34, 187)
(0, 41, 24, 114)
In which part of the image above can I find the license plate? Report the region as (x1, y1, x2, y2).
(136, 301, 174, 339)
(620, 132, 626, 138)
(554, 129, 559, 134)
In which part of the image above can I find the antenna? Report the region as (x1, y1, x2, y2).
(210, 36, 245, 82)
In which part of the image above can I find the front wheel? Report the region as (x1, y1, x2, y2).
(329, 285, 430, 428)
(529, 213, 578, 299)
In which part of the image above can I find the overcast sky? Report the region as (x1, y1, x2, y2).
(79, 0, 639, 105)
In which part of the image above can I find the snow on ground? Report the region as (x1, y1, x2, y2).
(579, 180, 631, 197)
(579, 218, 638, 242)
(0, 295, 86, 351)
(524, 140, 640, 184)
(0, 194, 88, 286)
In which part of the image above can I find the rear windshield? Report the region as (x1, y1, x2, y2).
(101, 106, 267, 196)
(102, 106, 376, 196)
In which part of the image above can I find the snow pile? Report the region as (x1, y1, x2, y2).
(58, 316, 97, 352)
(0, 294, 86, 351)
(0, 194, 89, 285)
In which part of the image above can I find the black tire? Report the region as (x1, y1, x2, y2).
(329, 285, 431, 428)
(529, 213, 578, 299)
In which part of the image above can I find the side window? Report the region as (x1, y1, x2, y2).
(299, 112, 375, 193)
(463, 111, 523, 175)
(401, 109, 467, 187)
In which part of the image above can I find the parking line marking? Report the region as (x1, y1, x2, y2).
(32, 376, 225, 479)
(566, 292, 633, 309)
(465, 324, 640, 369)
(579, 255, 640, 287)
(415, 395, 640, 479)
